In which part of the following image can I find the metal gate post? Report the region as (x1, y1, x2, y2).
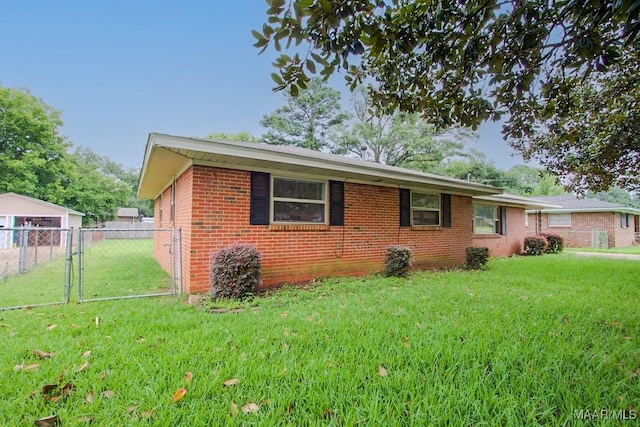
(77, 228, 84, 303)
(64, 229, 73, 303)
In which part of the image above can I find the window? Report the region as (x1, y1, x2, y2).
(272, 177, 326, 223)
(620, 213, 631, 228)
(411, 192, 440, 226)
(473, 204, 499, 234)
(548, 213, 571, 227)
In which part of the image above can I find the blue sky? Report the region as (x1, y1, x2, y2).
(1, 1, 524, 170)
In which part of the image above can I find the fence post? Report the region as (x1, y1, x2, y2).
(18, 228, 28, 274)
(64, 229, 73, 303)
(77, 228, 84, 303)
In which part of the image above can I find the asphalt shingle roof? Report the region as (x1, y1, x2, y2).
(532, 195, 631, 210)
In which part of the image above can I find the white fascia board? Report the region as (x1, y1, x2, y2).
(525, 207, 640, 214)
(147, 133, 502, 196)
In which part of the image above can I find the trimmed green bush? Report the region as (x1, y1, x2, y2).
(384, 246, 412, 278)
(210, 244, 262, 300)
(466, 246, 490, 270)
(539, 233, 565, 253)
(524, 235, 548, 256)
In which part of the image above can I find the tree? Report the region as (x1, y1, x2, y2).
(0, 86, 73, 203)
(331, 86, 470, 170)
(64, 147, 134, 225)
(504, 165, 564, 196)
(260, 77, 349, 150)
(586, 187, 640, 209)
(206, 131, 258, 142)
(440, 152, 508, 188)
(255, 0, 640, 192)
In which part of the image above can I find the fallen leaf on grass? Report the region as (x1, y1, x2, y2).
(99, 370, 108, 381)
(242, 402, 259, 414)
(103, 390, 115, 399)
(128, 404, 138, 414)
(140, 408, 156, 419)
(60, 382, 74, 396)
(76, 360, 89, 373)
(230, 401, 239, 417)
(41, 384, 59, 395)
(378, 365, 388, 377)
(607, 320, 624, 328)
(43, 395, 62, 403)
(81, 350, 91, 358)
(16, 363, 40, 372)
(86, 391, 94, 403)
(34, 350, 54, 359)
(184, 372, 193, 383)
(94, 317, 99, 326)
(223, 378, 239, 387)
(46, 324, 57, 330)
(34, 414, 60, 426)
(172, 387, 187, 402)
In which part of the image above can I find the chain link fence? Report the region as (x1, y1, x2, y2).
(77, 228, 181, 302)
(0, 227, 73, 310)
(0, 227, 181, 310)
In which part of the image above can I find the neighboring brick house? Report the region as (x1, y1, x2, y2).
(137, 133, 550, 293)
(525, 195, 640, 248)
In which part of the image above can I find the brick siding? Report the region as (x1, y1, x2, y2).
(472, 207, 526, 257)
(526, 211, 637, 248)
(153, 165, 488, 294)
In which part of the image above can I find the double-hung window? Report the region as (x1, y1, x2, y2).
(473, 204, 499, 234)
(411, 192, 440, 226)
(272, 177, 326, 223)
(548, 213, 571, 227)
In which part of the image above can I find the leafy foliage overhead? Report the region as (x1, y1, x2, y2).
(255, 0, 640, 192)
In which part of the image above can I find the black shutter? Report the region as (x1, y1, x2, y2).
(500, 206, 507, 235)
(329, 180, 344, 226)
(441, 193, 451, 228)
(250, 172, 270, 225)
(400, 189, 411, 227)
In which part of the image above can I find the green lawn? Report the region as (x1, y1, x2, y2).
(566, 245, 640, 255)
(0, 254, 638, 425)
(0, 239, 172, 309)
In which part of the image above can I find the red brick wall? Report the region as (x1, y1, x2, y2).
(156, 165, 484, 293)
(472, 207, 526, 257)
(525, 211, 637, 248)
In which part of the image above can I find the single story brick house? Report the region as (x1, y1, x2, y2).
(137, 133, 552, 293)
(525, 194, 640, 248)
(0, 192, 84, 249)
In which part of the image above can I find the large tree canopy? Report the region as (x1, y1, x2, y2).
(0, 86, 73, 203)
(255, 0, 640, 192)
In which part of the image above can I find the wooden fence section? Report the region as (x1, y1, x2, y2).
(103, 222, 154, 239)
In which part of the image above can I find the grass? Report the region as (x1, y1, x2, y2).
(0, 239, 172, 308)
(566, 245, 640, 255)
(0, 254, 638, 425)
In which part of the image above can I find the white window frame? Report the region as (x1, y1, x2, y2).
(473, 204, 499, 235)
(411, 192, 440, 226)
(548, 213, 571, 227)
(271, 176, 328, 224)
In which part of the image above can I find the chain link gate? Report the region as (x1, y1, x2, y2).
(77, 228, 181, 302)
(0, 227, 73, 310)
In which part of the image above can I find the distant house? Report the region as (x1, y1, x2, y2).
(137, 133, 553, 293)
(525, 195, 640, 248)
(116, 208, 139, 223)
(0, 192, 84, 249)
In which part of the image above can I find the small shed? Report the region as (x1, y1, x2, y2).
(116, 207, 140, 223)
(0, 192, 84, 248)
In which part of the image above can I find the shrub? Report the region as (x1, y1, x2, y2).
(523, 235, 548, 256)
(384, 246, 412, 278)
(539, 233, 565, 253)
(210, 244, 262, 300)
(466, 247, 490, 270)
